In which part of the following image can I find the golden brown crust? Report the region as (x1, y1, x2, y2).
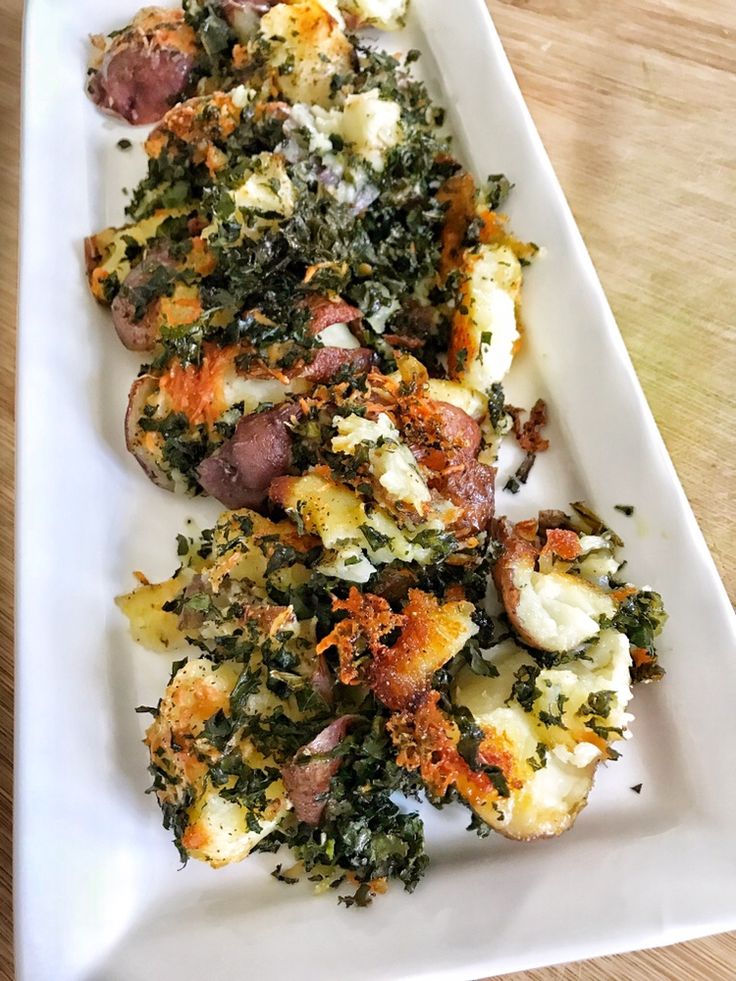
(446, 254, 479, 381)
(145, 92, 243, 167)
(84, 235, 102, 279)
(318, 588, 474, 711)
(436, 170, 477, 283)
(507, 398, 550, 454)
(540, 528, 582, 562)
(129, 7, 198, 54)
(388, 690, 521, 807)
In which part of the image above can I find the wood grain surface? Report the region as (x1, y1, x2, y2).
(1, 1, 734, 978)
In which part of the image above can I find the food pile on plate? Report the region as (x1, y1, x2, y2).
(85, 0, 666, 905)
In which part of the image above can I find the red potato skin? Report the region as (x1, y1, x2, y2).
(110, 248, 176, 351)
(300, 346, 375, 382)
(439, 459, 496, 538)
(310, 654, 335, 708)
(124, 343, 374, 500)
(197, 404, 298, 510)
(301, 293, 363, 336)
(111, 285, 158, 352)
(492, 521, 541, 647)
(433, 401, 482, 460)
(406, 401, 482, 471)
(125, 375, 175, 490)
(83, 235, 102, 279)
(281, 716, 360, 826)
(405, 399, 493, 537)
(87, 10, 197, 125)
(267, 475, 292, 510)
(88, 47, 195, 125)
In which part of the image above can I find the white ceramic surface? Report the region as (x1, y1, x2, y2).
(15, 1, 736, 979)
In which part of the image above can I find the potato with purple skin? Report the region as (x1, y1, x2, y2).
(493, 521, 616, 654)
(197, 403, 299, 510)
(84, 208, 189, 306)
(125, 375, 177, 491)
(121, 314, 373, 498)
(220, 0, 282, 41)
(110, 246, 178, 351)
(87, 7, 199, 125)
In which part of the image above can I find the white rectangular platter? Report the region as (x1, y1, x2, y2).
(15, 1, 736, 978)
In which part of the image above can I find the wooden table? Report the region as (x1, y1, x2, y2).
(1, 1, 734, 978)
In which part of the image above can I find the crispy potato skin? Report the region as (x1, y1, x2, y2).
(87, 8, 198, 125)
(436, 171, 477, 282)
(492, 525, 538, 640)
(492, 520, 615, 653)
(125, 375, 177, 490)
(144, 92, 244, 167)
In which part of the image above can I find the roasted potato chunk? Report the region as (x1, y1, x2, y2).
(453, 629, 634, 839)
(260, 1, 353, 106)
(494, 523, 616, 653)
(145, 658, 291, 867)
(448, 243, 522, 392)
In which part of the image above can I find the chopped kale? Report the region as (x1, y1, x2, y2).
(105, 19, 669, 903)
(612, 589, 667, 682)
(576, 690, 616, 719)
(538, 693, 569, 730)
(508, 663, 541, 713)
(504, 452, 536, 494)
(485, 174, 513, 210)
